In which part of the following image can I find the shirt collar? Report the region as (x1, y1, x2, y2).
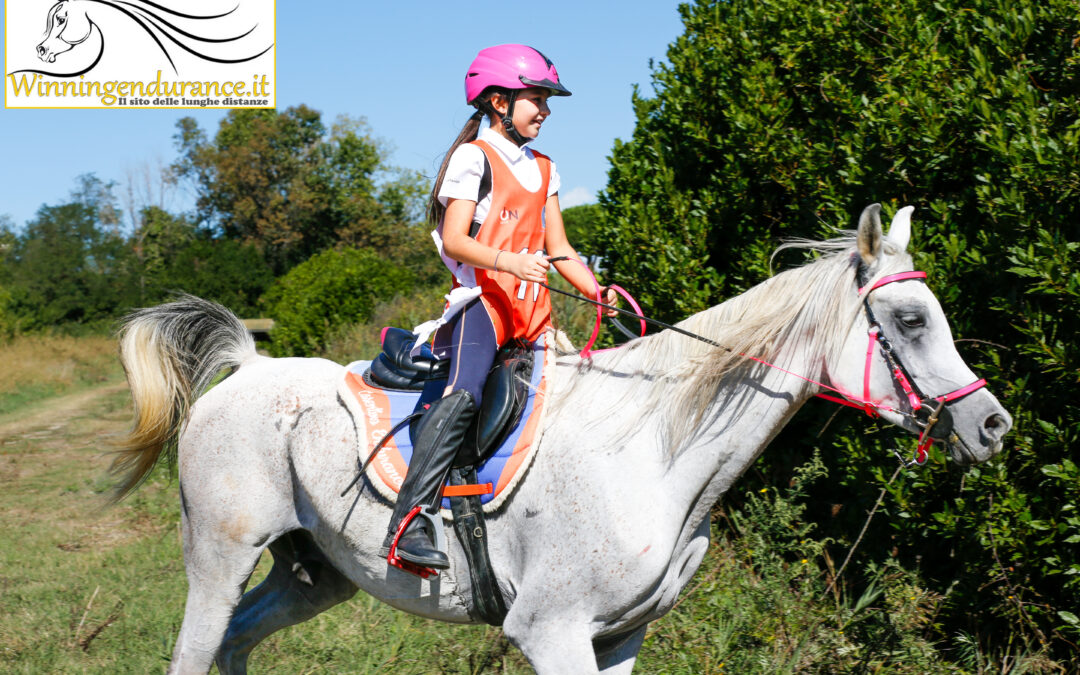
(478, 122, 531, 161)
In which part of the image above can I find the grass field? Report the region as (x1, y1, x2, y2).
(0, 334, 1053, 673)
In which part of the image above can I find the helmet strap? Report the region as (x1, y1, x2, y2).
(497, 89, 530, 146)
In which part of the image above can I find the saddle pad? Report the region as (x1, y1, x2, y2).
(338, 334, 552, 516)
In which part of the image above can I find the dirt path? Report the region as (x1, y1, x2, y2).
(0, 380, 129, 443)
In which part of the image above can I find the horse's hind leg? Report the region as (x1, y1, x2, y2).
(216, 530, 358, 675)
(167, 511, 266, 675)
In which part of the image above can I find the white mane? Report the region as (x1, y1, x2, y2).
(551, 232, 913, 456)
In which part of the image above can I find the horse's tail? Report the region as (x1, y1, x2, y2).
(112, 294, 257, 501)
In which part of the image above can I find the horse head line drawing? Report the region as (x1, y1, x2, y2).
(25, 0, 270, 78)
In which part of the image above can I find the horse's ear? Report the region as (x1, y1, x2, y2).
(887, 206, 914, 252)
(857, 203, 883, 265)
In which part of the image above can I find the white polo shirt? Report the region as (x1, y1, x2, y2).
(437, 123, 561, 226)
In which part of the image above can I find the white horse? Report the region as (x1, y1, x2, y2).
(114, 204, 1011, 674)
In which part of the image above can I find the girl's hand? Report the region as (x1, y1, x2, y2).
(501, 251, 549, 284)
(600, 286, 619, 317)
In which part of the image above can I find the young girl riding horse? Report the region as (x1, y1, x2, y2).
(382, 44, 618, 570)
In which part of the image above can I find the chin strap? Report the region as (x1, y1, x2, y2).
(495, 90, 530, 146)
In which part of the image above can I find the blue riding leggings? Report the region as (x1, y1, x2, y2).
(432, 298, 498, 407)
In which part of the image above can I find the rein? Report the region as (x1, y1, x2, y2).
(544, 258, 987, 467)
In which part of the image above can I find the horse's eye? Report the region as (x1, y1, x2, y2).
(57, 17, 66, 24)
(899, 313, 925, 328)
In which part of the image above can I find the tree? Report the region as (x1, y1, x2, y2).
(598, 0, 1079, 660)
(0, 216, 16, 338)
(561, 203, 604, 265)
(6, 175, 138, 328)
(129, 206, 272, 317)
(172, 108, 428, 274)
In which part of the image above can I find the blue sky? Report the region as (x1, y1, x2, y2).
(1, 1, 685, 229)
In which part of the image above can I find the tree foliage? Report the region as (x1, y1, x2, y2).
(4, 176, 137, 329)
(2, 105, 434, 344)
(131, 206, 272, 317)
(172, 108, 430, 275)
(599, 0, 1079, 661)
(561, 203, 603, 262)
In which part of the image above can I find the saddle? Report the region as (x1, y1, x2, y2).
(356, 327, 536, 623)
(365, 327, 533, 468)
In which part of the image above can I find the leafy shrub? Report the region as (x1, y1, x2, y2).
(598, 0, 1079, 663)
(6, 177, 140, 329)
(319, 284, 445, 364)
(0, 286, 15, 340)
(262, 247, 413, 357)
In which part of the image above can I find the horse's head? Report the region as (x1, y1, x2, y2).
(36, 0, 91, 63)
(829, 204, 1011, 466)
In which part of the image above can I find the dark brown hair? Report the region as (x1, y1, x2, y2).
(427, 91, 504, 225)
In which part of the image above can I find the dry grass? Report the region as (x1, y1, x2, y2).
(0, 334, 121, 413)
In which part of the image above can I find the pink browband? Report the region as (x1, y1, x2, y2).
(859, 270, 927, 294)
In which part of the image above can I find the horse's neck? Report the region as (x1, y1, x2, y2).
(560, 338, 819, 545)
(671, 361, 815, 534)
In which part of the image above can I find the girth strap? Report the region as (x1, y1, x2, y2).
(449, 466, 507, 625)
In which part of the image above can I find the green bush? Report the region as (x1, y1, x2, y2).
(6, 177, 140, 329)
(598, 0, 1079, 663)
(263, 247, 413, 357)
(319, 284, 445, 364)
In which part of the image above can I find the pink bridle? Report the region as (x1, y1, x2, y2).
(814, 271, 987, 465)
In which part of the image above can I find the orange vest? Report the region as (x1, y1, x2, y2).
(468, 139, 552, 345)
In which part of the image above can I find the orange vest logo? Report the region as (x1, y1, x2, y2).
(5, 0, 275, 109)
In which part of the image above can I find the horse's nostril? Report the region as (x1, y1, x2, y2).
(984, 413, 1008, 439)
(37, 45, 46, 56)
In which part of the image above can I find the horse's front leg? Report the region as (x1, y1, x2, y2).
(503, 607, 603, 674)
(595, 625, 648, 674)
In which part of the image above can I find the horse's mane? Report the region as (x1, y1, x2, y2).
(551, 232, 912, 458)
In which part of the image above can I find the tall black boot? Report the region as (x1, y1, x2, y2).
(380, 389, 477, 569)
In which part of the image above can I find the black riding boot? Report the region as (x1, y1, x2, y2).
(380, 389, 477, 569)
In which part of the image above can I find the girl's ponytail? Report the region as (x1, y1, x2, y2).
(427, 109, 485, 225)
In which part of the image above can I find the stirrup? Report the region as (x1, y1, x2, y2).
(386, 505, 448, 578)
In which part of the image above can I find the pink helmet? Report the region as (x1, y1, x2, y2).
(465, 44, 572, 106)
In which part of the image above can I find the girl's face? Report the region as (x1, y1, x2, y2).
(492, 88, 551, 141)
